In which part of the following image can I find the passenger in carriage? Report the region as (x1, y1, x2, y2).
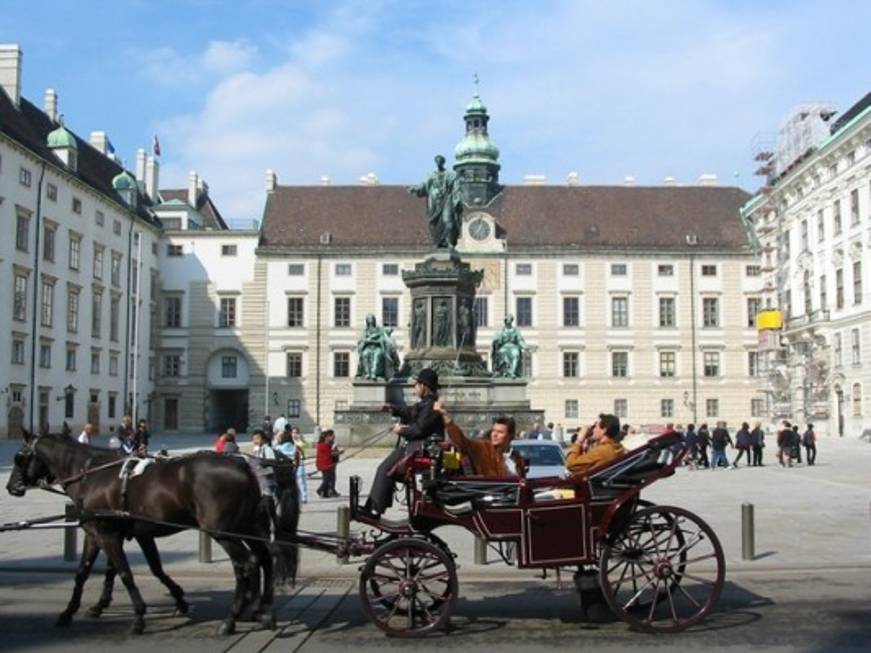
(565, 414, 626, 477)
(432, 402, 526, 477)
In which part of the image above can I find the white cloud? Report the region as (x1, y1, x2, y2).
(136, 39, 258, 86)
(201, 39, 258, 74)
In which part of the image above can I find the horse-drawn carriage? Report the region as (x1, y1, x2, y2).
(5, 430, 724, 637)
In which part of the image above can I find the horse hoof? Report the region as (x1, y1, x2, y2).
(130, 620, 145, 635)
(260, 613, 276, 631)
(55, 613, 72, 628)
(218, 620, 236, 636)
(174, 600, 190, 616)
(86, 604, 104, 618)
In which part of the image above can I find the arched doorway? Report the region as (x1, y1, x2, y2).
(206, 349, 250, 432)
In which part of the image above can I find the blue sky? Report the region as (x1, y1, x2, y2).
(2, 1, 869, 221)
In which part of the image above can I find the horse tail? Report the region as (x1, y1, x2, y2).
(272, 468, 300, 586)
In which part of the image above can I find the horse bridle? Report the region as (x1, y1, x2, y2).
(14, 436, 123, 492)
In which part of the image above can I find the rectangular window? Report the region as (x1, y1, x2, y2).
(702, 297, 719, 327)
(68, 235, 81, 271)
(701, 264, 717, 277)
(703, 351, 720, 377)
(747, 297, 762, 328)
(287, 399, 301, 419)
(817, 209, 825, 242)
(40, 280, 54, 327)
(657, 264, 674, 277)
(16, 213, 29, 251)
(706, 398, 719, 418)
(565, 399, 579, 419)
(661, 399, 674, 418)
(219, 297, 237, 327)
(93, 247, 104, 280)
(46, 182, 58, 201)
(67, 288, 79, 333)
(91, 290, 103, 336)
(287, 263, 305, 275)
(748, 351, 760, 376)
(335, 263, 352, 276)
(95, 210, 104, 227)
(382, 263, 399, 276)
(800, 219, 808, 250)
(19, 166, 32, 187)
(221, 244, 238, 256)
(850, 188, 860, 225)
(286, 352, 302, 377)
(110, 253, 122, 287)
(39, 343, 51, 368)
(382, 297, 399, 328)
(13, 274, 28, 321)
(333, 351, 350, 377)
(108, 393, 116, 419)
(610, 263, 627, 276)
(851, 328, 861, 365)
(113, 220, 121, 236)
(72, 197, 82, 214)
(65, 348, 76, 372)
(751, 398, 766, 418)
(334, 296, 351, 328)
(562, 352, 579, 377)
(836, 268, 844, 309)
(563, 263, 579, 276)
(109, 296, 120, 342)
(659, 297, 675, 327)
(474, 297, 488, 328)
(167, 244, 183, 257)
(611, 351, 628, 377)
(164, 355, 181, 377)
(516, 297, 533, 327)
(515, 263, 532, 276)
(109, 353, 119, 376)
(562, 296, 580, 327)
(90, 351, 100, 374)
(12, 338, 26, 364)
(287, 297, 304, 327)
(221, 356, 238, 378)
(164, 296, 182, 328)
(659, 351, 676, 377)
(820, 274, 827, 310)
(835, 333, 843, 366)
(64, 391, 74, 419)
(43, 225, 56, 261)
(834, 200, 842, 234)
(614, 399, 628, 418)
(854, 261, 862, 305)
(611, 296, 629, 327)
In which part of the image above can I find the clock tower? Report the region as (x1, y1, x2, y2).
(453, 78, 502, 207)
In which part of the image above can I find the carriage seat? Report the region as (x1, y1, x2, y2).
(429, 478, 520, 511)
(587, 433, 683, 500)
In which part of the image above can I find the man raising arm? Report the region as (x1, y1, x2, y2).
(433, 402, 525, 477)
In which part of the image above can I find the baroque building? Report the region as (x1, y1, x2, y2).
(742, 92, 871, 437)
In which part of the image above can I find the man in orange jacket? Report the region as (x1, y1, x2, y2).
(566, 414, 626, 476)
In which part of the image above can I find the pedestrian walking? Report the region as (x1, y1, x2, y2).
(777, 420, 793, 467)
(697, 423, 711, 468)
(732, 422, 752, 467)
(291, 427, 309, 503)
(685, 424, 699, 469)
(316, 429, 341, 498)
(77, 423, 95, 445)
(751, 421, 765, 466)
(791, 424, 802, 464)
(803, 423, 817, 466)
(710, 421, 733, 470)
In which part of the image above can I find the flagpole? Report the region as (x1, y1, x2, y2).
(131, 232, 142, 425)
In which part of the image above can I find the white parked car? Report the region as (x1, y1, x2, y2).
(509, 440, 567, 479)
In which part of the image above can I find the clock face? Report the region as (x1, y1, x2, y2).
(469, 217, 491, 241)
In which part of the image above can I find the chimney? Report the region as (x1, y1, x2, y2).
(188, 170, 199, 207)
(135, 148, 147, 181)
(265, 169, 277, 193)
(320, 175, 331, 186)
(697, 173, 718, 186)
(0, 44, 23, 108)
(623, 176, 636, 187)
(522, 174, 546, 185)
(663, 176, 676, 186)
(44, 88, 58, 122)
(145, 155, 159, 201)
(359, 172, 379, 186)
(566, 171, 580, 186)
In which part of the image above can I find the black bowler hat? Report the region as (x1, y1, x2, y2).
(414, 368, 440, 392)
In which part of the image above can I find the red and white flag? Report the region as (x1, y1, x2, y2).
(153, 134, 161, 157)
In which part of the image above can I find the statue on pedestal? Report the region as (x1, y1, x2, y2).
(411, 299, 427, 349)
(492, 314, 528, 378)
(356, 314, 399, 380)
(433, 299, 453, 347)
(409, 154, 462, 249)
(457, 298, 475, 347)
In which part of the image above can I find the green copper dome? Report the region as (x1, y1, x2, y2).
(47, 116, 78, 150)
(454, 130, 500, 162)
(111, 170, 138, 191)
(465, 93, 487, 114)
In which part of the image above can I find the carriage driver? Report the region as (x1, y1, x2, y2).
(362, 368, 444, 518)
(433, 402, 527, 477)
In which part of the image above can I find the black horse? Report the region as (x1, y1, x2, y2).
(6, 432, 299, 635)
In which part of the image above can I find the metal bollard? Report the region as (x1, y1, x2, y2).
(741, 503, 755, 561)
(63, 503, 78, 562)
(198, 532, 212, 563)
(336, 505, 350, 564)
(474, 536, 487, 565)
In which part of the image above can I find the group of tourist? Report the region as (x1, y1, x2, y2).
(76, 415, 151, 456)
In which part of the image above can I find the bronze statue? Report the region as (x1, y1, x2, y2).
(433, 299, 452, 347)
(491, 314, 528, 378)
(457, 299, 474, 347)
(411, 299, 427, 349)
(409, 154, 462, 249)
(356, 314, 396, 380)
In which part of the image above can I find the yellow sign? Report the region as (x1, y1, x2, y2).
(756, 310, 783, 331)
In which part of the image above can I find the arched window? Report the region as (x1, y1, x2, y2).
(852, 382, 862, 417)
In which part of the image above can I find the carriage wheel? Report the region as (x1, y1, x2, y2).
(359, 538, 458, 637)
(599, 505, 724, 633)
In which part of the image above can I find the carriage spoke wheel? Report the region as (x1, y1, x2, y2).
(599, 505, 724, 633)
(359, 538, 457, 637)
